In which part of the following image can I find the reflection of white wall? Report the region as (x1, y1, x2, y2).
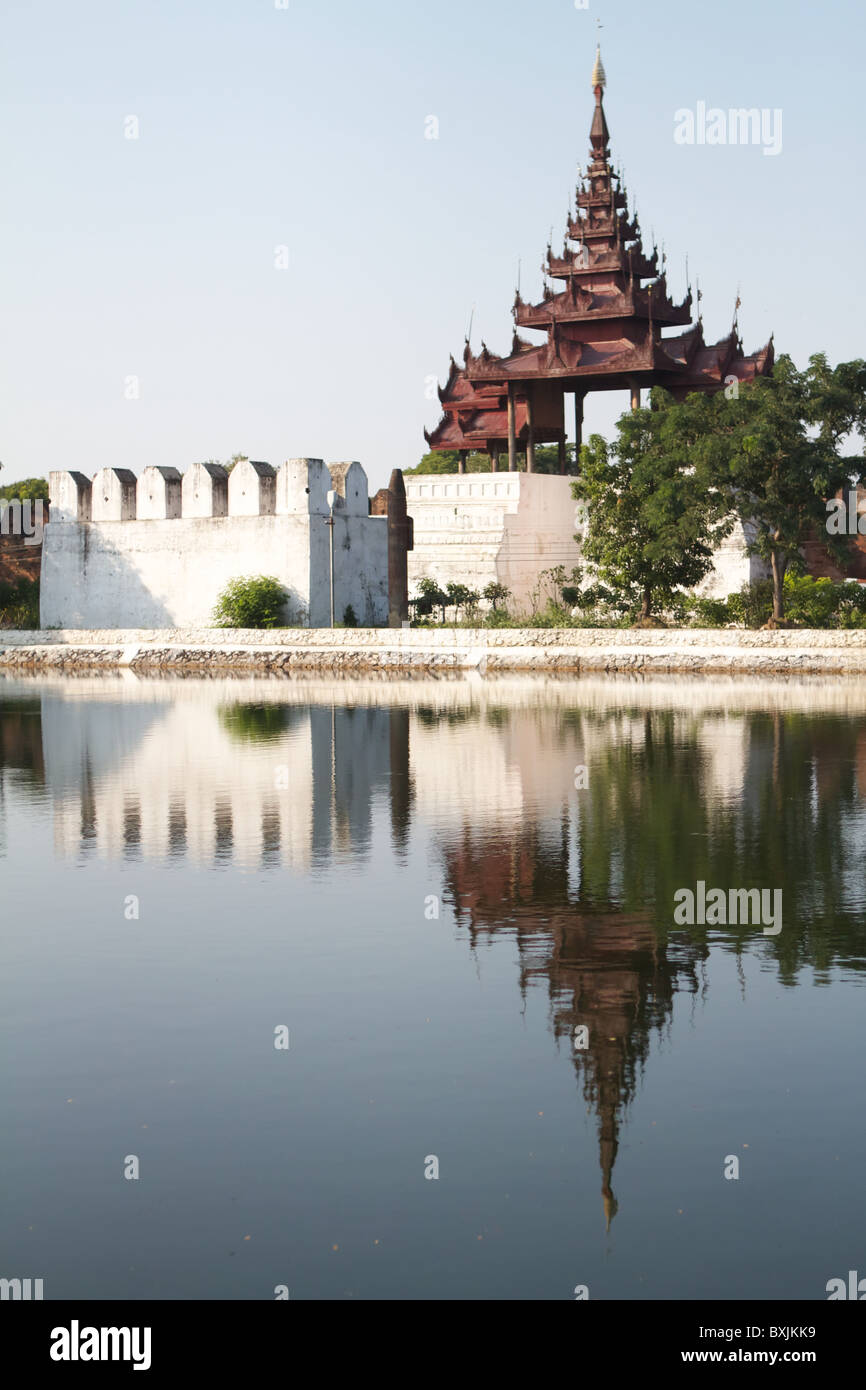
(46, 699, 316, 871)
(697, 716, 750, 802)
(410, 708, 585, 828)
(42, 687, 402, 871)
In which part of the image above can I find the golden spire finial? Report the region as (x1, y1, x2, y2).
(591, 44, 607, 90)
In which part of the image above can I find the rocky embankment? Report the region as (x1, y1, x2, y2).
(2, 627, 866, 676)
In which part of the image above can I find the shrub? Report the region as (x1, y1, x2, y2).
(213, 575, 287, 628)
(483, 607, 514, 627)
(413, 577, 448, 623)
(342, 604, 358, 627)
(686, 596, 733, 628)
(218, 703, 301, 743)
(0, 577, 40, 629)
(727, 580, 774, 629)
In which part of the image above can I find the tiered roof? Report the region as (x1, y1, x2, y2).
(425, 47, 773, 455)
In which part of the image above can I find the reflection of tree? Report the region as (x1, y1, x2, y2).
(0, 698, 45, 855)
(576, 708, 866, 981)
(0, 699, 44, 780)
(217, 703, 305, 744)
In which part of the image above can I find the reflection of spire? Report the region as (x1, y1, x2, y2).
(441, 817, 706, 1228)
(602, 1181, 619, 1231)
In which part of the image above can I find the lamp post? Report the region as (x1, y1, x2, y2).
(325, 488, 336, 628)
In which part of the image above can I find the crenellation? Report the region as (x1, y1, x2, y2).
(137, 466, 182, 520)
(277, 458, 329, 516)
(91, 467, 137, 521)
(49, 470, 92, 524)
(228, 459, 276, 517)
(328, 461, 368, 516)
(182, 462, 229, 518)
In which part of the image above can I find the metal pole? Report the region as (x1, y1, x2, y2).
(329, 511, 335, 627)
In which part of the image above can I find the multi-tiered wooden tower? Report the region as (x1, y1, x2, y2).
(425, 47, 774, 473)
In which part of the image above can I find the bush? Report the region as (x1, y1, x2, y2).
(685, 596, 733, 628)
(342, 604, 359, 628)
(0, 577, 40, 629)
(213, 575, 287, 628)
(782, 573, 866, 629)
(483, 607, 514, 628)
(218, 703, 302, 743)
(726, 580, 774, 629)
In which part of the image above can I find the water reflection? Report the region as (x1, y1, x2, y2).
(2, 673, 866, 1240)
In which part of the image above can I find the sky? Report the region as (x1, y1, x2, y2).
(1, 0, 864, 493)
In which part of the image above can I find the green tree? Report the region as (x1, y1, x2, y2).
(406, 450, 493, 475)
(414, 577, 448, 623)
(445, 581, 479, 621)
(407, 444, 577, 475)
(483, 581, 510, 611)
(688, 355, 860, 623)
(0, 476, 49, 503)
(573, 400, 733, 622)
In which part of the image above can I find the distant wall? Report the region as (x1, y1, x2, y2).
(696, 520, 770, 599)
(405, 473, 579, 608)
(406, 472, 770, 608)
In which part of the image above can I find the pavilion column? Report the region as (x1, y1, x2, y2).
(491, 444, 500, 473)
(629, 378, 641, 411)
(574, 391, 584, 471)
(458, 450, 467, 475)
(507, 382, 516, 472)
(526, 386, 536, 474)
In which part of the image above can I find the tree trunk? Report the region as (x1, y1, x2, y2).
(640, 585, 652, 620)
(770, 550, 786, 622)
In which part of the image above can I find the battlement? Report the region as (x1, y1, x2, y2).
(49, 458, 344, 524)
(41, 459, 412, 631)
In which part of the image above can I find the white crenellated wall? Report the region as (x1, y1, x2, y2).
(41, 459, 391, 629)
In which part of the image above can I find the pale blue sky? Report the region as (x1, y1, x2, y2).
(1, 0, 863, 491)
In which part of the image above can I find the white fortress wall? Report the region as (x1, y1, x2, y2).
(405, 473, 580, 609)
(41, 458, 390, 629)
(41, 512, 315, 629)
(328, 462, 389, 626)
(406, 472, 767, 609)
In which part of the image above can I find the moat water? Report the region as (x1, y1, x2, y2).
(1, 672, 864, 1300)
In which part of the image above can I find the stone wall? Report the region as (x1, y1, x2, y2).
(4, 625, 866, 675)
(405, 471, 760, 608)
(41, 459, 394, 629)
